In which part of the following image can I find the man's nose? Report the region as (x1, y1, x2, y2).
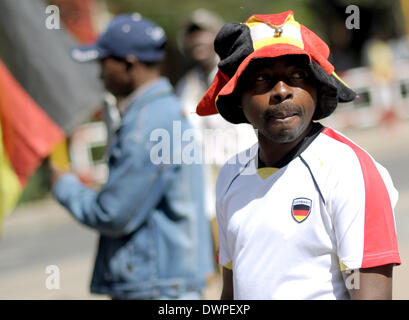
(269, 80, 293, 104)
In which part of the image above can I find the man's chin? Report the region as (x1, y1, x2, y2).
(262, 128, 302, 144)
(107, 87, 134, 98)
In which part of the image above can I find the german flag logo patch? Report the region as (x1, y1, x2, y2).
(291, 197, 312, 223)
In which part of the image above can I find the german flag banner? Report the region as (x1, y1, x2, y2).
(0, 0, 104, 230)
(0, 60, 65, 229)
(0, 0, 103, 134)
(51, 0, 98, 45)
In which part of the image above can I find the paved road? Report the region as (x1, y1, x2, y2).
(0, 199, 102, 299)
(0, 120, 408, 300)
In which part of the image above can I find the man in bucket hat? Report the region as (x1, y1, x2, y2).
(51, 13, 213, 299)
(197, 11, 401, 299)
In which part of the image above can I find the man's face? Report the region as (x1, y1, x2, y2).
(184, 27, 216, 65)
(99, 56, 134, 97)
(240, 55, 317, 144)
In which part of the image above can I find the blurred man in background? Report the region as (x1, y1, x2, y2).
(51, 13, 213, 300)
(176, 9, 257, 256)
(176, 8, 223, 120)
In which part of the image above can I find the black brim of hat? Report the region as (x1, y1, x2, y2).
(308, 60, 356, 120)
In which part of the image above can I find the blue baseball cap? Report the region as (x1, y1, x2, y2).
(71, 13, 167, 63)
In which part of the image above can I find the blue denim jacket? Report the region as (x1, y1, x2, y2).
(53, 78, 214, 299)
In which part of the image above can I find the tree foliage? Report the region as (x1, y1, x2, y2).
(103, 0, 317, 43)
(101, 0, 404, 79)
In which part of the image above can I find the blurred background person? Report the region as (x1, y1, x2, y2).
(176, 8, 223, 123)
(51, 13, 214, 300)
(176, 9, 257, 265)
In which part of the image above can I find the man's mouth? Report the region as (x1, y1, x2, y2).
(271, 111, 299, 120)
(264, 106, 301, 123)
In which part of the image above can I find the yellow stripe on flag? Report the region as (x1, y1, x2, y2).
(253, 37, 304, 51)
(49, 139, 70, 171)
(293, 215, 307, 222)
(246, 17, 304, 51)
(0, 118, 22, 232)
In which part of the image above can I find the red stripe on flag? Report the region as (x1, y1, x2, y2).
(54, 0, 97, 44)
(0, 60, 65, 186)
(293, 209, 309, 217)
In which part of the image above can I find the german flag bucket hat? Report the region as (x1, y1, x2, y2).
(196, 11, 357, 124)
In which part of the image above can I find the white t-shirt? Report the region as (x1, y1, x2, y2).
(216, 125, 401, 300)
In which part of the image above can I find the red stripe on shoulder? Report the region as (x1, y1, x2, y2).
(322, 127, 400, 268)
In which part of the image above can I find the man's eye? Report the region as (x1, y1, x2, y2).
(291, 71, 308, 79)
(254, 74, 269, 81)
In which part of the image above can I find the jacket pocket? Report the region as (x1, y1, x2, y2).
(109, 221, 156, 283)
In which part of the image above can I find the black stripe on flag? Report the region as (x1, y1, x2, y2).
(293, 204, 310, 211)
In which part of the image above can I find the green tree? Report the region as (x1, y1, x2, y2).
(104, 0, 317, 42)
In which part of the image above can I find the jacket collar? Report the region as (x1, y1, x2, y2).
(120, 77, 173, 117)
